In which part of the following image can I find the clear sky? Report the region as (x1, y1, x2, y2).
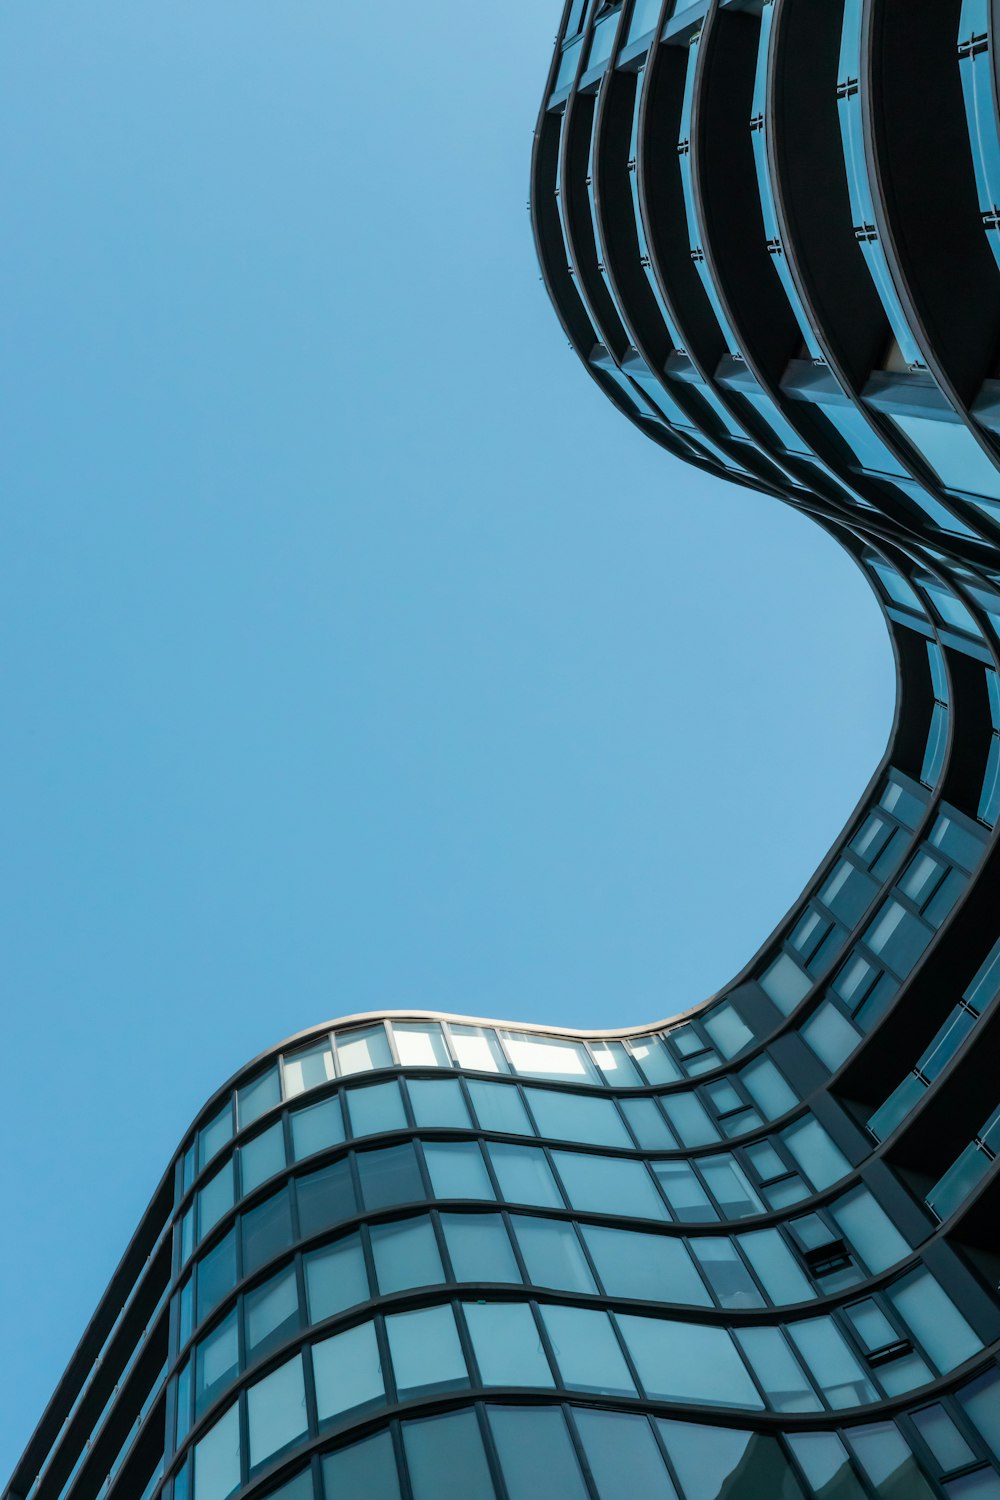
(0, 0, 894, 1475)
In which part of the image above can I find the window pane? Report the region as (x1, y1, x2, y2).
(581, 1224, 711, 1306)
(440, 1212, 521, 1284)
(590, 1039, 645, 1086)
(499, 1030, 601, 1084)
(889, 1271, 982, 1372)
(554, 1151, 668, 1220)
(407, 1079, 470, 1129)
(403, 1411, 495, 1500)
(346, 1081, 406, 1139)
(618, 1315, 764, 1408)
(283, 1040, 334, 1098)
(238, 1069, 280, 1129)
(573, 1408, 679, 1499)
(448, 1025, 509, 1074)
(489, 1407, 589, 1500)
(424, 1141, 495, 1200)
(620, 1098, 677, 1149)
(392, 1022, 450, 1067)
(304, 1234, 368, 1322)
(541, 1304, 636, 1396)
(652, 1162, 716, 1223)
(312, 1320, 384, 1422)
(629, 1036, 682, 1084)
(959, 1369, 1000, 1460)
(296, 1159, 356, 1239)
(195, 1311, 238, 1418)
(697, 1156, 763, 1218)
(266, 1470, 313, 1500)
(782, 1119, 851, 1190)
(846, 1423, 937, 1500)
(199, 1105, 234, 1171)
(321, 1431, 400, 1500)
(290, 1096, 345, 1163)
(194, 1405, 240, 1500)
(691, 1238, 764, 1310)
(525, 1089, 631, 1148)
(246, 1354, 307, 1469)
(370, 1216, 444, 1293)
(788, 1317, 877, 1408)
(385, 1304, 468, 1397)
(488, 1143, 563, 1207)
(356, 1143, 424, 1211)
(468, 1080, 534, 1135)
(785, 1432, 856, 1498)
(910, 1405, 976, 1471)
(740, 1059, 798, 1120)
(739, 1228, 813, 1304)
(736, 1326, 821, 1412)
(197, 1230, 237, 1323)
(240, 1123, 285, 1197)
(242, 1187, 293, 1277)
(661, 1094, 720, 1147)
(831, 1188, 909, 1274)
(245, 1267, 299, 1358)
(199, 1161, 235, 1240)
(511, 1215, 596, 1293)
(336, 1025, 391, 1076)
(464, 1301, 554, 1387)
(658, 1421, 806, 1500)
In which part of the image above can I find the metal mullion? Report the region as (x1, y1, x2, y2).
(525, 1300, 563, 1390)
(373, 1314, 397, 1409)
(500, 1208, 538, 1290)
(555, 1402, 603, 1500)
(358, 1222, 380, 1304)
(451, 1299, 482, 1394)
(474, 1401, 514, 1500)
(382, 1019, 403, 1070)
(388, 1418, 416, 1500)
(299, 1334, 320, 1465)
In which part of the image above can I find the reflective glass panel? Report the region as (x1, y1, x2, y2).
(197, 1230, 237, 1323)
(195, 1310, 238, 1417)
(356, 1143, 424, 1211)
(448, 1025, 509, 1074)
(424, 1141, 495, 1200)
(321, 1431, 401, 1500)
(312, 1320, 384, 1421)
(490, 1407, 589, 1500)
(500, 1030, 601, 1083)
(541, 1304, 636, 1396)
(193, 1404, 240, 1500)
(246, 1354, 307, 1469)
(618, 1315, 764, 1408)
(525, 1088, 631, 1147)
(736, 1326, 821, 1412)
(788, 1317, 877, 1408)
(464, 1301, 554, 1387)
(691, 1238, 764, 1309)
(245, 1266, 299, 1358)
(370, 1215, 444, 1294)
(555, 1150, 668, 1219)
(289, 1096, 345, 1163)
(512, 1215, 596, 1293)
(242, 1187, 293, 1277)
(336, 1025, 391, 1076)
(283, 1040, 334, 1098)
(890, 1271, 982, 1372)
(488, 1143, 564, 1207)
(620, 1097, 677, 1149)
(392, 1022, 450, 1068)
(467, 1080, 534, 1135)
(441, 1212, 521, 1284)
(407, 1078, 470, 1129)
(346, 1081, 406, 1139)
(403, 1410, 495, 1500)
(385, 1304, 468, 1396)
(296, 1158, 356, 1239)
(304, 1234, 368, 1322)
(582, 1223, 712, 1305)
(240, 1123, 285, 1197)
(238, 1068, 280, 1129)
(653, 1161, 716, 1222)
(574, 1407, 679, 1498)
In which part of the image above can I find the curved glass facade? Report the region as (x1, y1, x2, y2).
(10, 4, 1000, 1500)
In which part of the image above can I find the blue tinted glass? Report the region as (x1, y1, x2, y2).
(296, 1158, 356, 1239)
(321, 1432, 401, 1500)
(441, 1212, 521, 1284)
(237, 1068, 280, 1128)
(290, 1095, 345, 1162)
(424, 1141, 495, 1200)
(488, 1143, 564, 1207)
(370, 1215, 444, 1294)
(661, 1093, 720, 1147)
(356, 1143, 424, 1211)
(196, 1229, 237, 1323)
(542, 1304, 636, 1396)
(620, 1097, 677, 1149)
(620, 1316, 764, 1408)
(574, 1408, 679, 1498)
(846, 1424, 937, 1499)
(245, 1265, 299, 1358)
(404, 1411, 495, 1500)
(525, 1088, 632, 1147)
(740, 1058, 798, 1119)
(555, 1151, 668, 1219)
(346, 1081, 406, 1138)
(407, 1079, 470, 1129)
(490, 1407, 589, 1500)
(240, 1123, 285, 1197)
(512, 1215, 596, 1293)
(195, 1309, 239, 1417)
(241, 1187, 293, 1277)
(467, 1080, 534, 1135)
(691, 1238, 764, 1310)
(652, 1161, 716, 1222)
(736, 1326, 820, 1413)
(582, 1223, 711, 1305)
(304, 1234, 368, 1322)
(464, 1301, 554, 1387)
(313, 1321, 384, 1422)
(386, 1304, 468, 1397)
(959, 1369, 1000, 1460)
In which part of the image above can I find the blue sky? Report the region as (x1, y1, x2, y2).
(0, 0, 893, 1474)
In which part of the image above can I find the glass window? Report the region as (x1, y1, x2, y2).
(296, 1158, 356, 1239)
(240, 1123, 285, 1197)
(346, 1081, 407, 1139)
(336, 1024, 392, 1076)
(661, 1093, 720, 1147)
(736, 1326, 820, 1412)
(698, 1156, 764, 1218)
(691, 1238, 764, 1309)
(392, 1021, 451, 1067)
(289, 1096, 345, 1162)
(846, 1423, 937, 1499)
(890, 1271, 982, 1372)
(739, 1228, 813, 1304)
(321, 1431, 401, 1500)
(658, 1421, 806, 1499)
(195, 1310, 238, 1417)
(889, 412, 1000, 501)
(541, 1304, 636, 1396)
(403, 1410, 495, 1500)
(246, 1354, 307, 1469)
(786, 1432, 857, 1498)
(832, 1187, 909, 1273)
(193, 1404, 240, 1500)
(238, 1068, 280, 1128)
(911, 1405, 976, 1471)
(573, 1408, 679, 1499)
(782, 1119, 851, 1190)
(760, 953, 812, 1013)
(704, 1006, 755, 1059)
(464, 1301, 554, 1387)
(197, 1229, 237, 1323)
(959, 1369, 1000, 1459)
(582, 1223, 711, 1306)
(407, 1078, 470, 1129)
(489, 1407, 589, 1500)
(525, 1088, 631, 1147)
(441, 1212, 521, 1284)
(590, 1039, 644, 1086)
(945, 1472, 1000, 1498)
(199, 1160, 235, 1240)
(448, 1024, 509, 1074)
(199, 1105, 234, 1171)
(179, 1276, 194, 1347)
(370, 1216, 444, 1293)
(488, 1143, 564, 1207)
(356, 1143, 424, 1211)
(629, 1035, 682, 1084)
(242, 1187, 293, 1277)
(802, 1004, 861, 1071)
(283, 1040, 334, 1098)
(176, 1360, 192, 1444)
(312, 1320, 384, 1422)
(266, 1470, 313, 1500)
(424, 1141, 495, 1200)
(618, 1314, 764, 1409)
(385, 1304, 468, 1397)
(652, 1161, 716, 1222)
(467, 1079, 534, 1135)
(788, 1317, 877, 1408)
(499, 1030, 601, 1084)
(555, 1151, 668, 1219)
(511, 1215, 596, 1293)
(620, 1097, 677, 1149)
(245, 1266, 299, 1358)
(304, 1234, 368, 1323)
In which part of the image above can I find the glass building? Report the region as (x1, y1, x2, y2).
(10, 2, 1000, 1499)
